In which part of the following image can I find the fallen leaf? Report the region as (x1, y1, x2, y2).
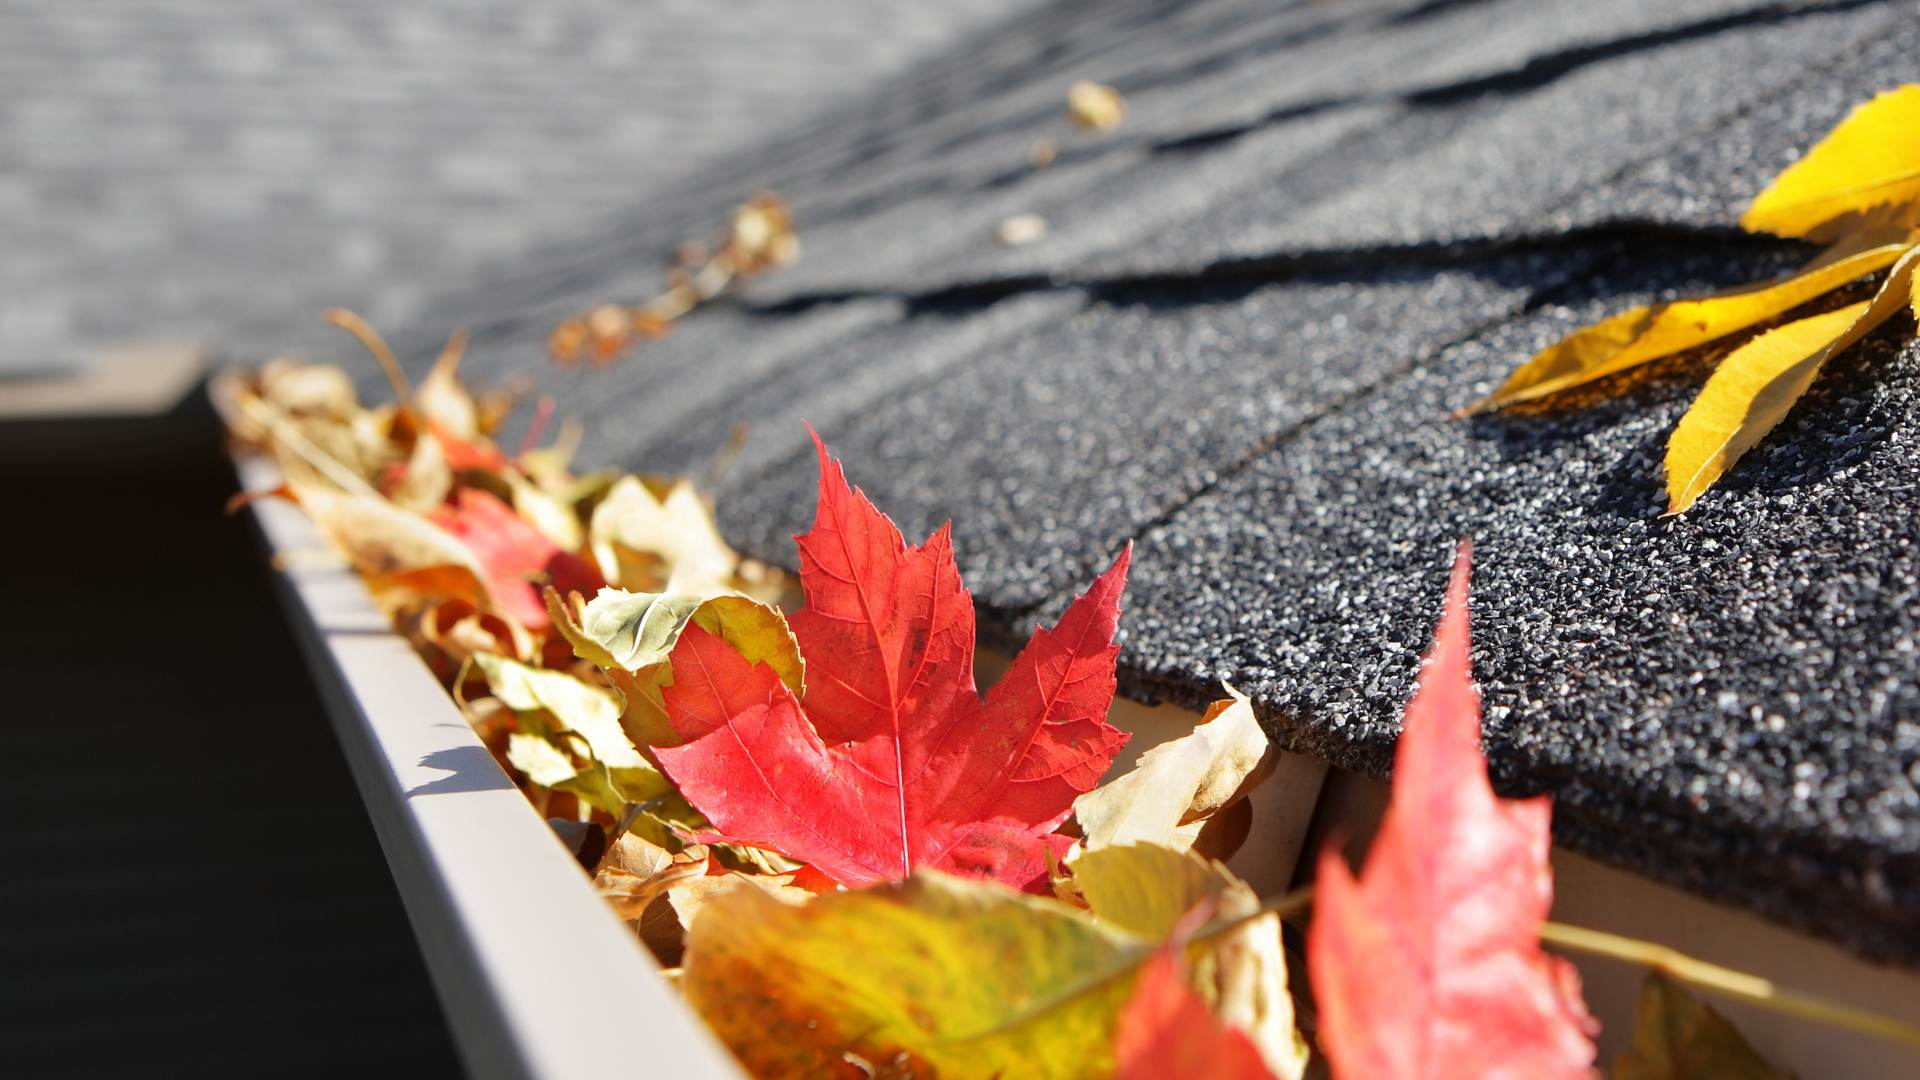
(1073, 685, 1273, 856)
(681, 871, 1147, 1079)
(654, 430, 1130, 890)
(1072, 844, 1307, 1080)
(1472, 243, 1910, 411)
(1069, 80, 1126, 131)
(1614, 973, 1793, 1080)
(475, 653, 670, 815)
(588, 475, 739, 593)
(1116, 948, 1276, 1080)
(416, 330, 480, 440)
(432, 488, 603, 629)
(278, 478, 490, 608)
(1308, 542, 1596, 1079)
(593, 831, 709, 920)
(1664, 245, 1920, 513)
(1741, 85, 1920, 243)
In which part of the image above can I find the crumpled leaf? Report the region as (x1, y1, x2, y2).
(1308, 543, 1596, 1079)
(1614, 973, 1793, 1080)
(588, 475, 739, 593)
(279, 477, 489, 607)
(416, 330, 480, 440)
(1073, 685, 1273, 856)
(432, 488, 603, 629)
(548, 585, 802, 752)
(382, 421, 453, 512)
(1116, 948, 1276, 1080)
(508, 472, 584, 552)
(475, 653, 670, 814)
(655, 430, 1130, 890)
(593, 830, 709, 920)
(1741, 84, 1920, 243)
(682, 871, 1148, 1079)
(1072, 845, 1307, 1080)
(1472, 243, 1910, 411)
(1664, 245, 1920, 513)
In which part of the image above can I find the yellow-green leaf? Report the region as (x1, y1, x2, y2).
(683, 873, 1150, 1079)
(1665, 246, 1920, 513)
(588, 475, 739, 593)
(558, 588, 802, 687)
(1741, 84, 1920, 243)
(1072, 845, 1308, 1080)
(1614, 973, 1793, 1080)
(1074, 686, 1273, 855)
(474, 654, 670, 812)
(1474, 244, 1909, 411)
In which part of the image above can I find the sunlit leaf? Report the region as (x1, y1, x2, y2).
(1308, 543, 1596, 1079)
(1074, 685, 1272, 856)
(1741, 85, 1920, 243)
(1473, 244, 1909, 411)
(1072, 845, 1307, 1080)
(682, 872, 1148, 1079)
(1665, 246, 1920, 513)
(588, 475, 739, 593)
(1116, 949, 1276, 1080)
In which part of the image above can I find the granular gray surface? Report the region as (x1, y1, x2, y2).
(330, 0, 1920, 962)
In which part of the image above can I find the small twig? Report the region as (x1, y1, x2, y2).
(1540, 921, 1920, 1049)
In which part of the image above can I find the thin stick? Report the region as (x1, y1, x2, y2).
(326, 308, 412, 406)
(1540, 921, 1920, 1049)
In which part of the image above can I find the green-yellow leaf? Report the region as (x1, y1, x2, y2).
(1665, 246, 1920, 513)
(548, 586, 803, 750)
(475, 654, 670, 812)
(683, 872, 1151, 1079)
(1074, 686, 1273, 855)
(1072, 845, 1308, 1080)
(588, 475, 739, 593)
(1741, 85, 1920, 243)
(1474, 244, 1909, 411)
(1614, 973, 1793, 1080)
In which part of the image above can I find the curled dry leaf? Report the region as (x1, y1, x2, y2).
(474, 654, 671, 817)
(1614, 973, 1793, 1080)
(588, 475, 741, 594)
(1073, 684, 1273, 858)
(1308, 543, 1597, 1079)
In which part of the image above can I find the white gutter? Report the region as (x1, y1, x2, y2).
(240, 457, 742, 1080)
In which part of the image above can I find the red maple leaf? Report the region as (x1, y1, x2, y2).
(654, 430, 1131, 891)
(1116, 947, 1275, 1080)
(1307, 542, 1595, 1079)
(431, 488, 601, 630)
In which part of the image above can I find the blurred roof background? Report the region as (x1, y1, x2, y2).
(0, 0, 1039, 372)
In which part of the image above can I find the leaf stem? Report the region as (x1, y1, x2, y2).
(1539, 921, 1920, 1049)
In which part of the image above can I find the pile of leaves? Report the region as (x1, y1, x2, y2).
(1475, 84, 1920, 513)
(219, 318, 1870, 1077)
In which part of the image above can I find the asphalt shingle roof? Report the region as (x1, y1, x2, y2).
(342, 0, 1920, 962)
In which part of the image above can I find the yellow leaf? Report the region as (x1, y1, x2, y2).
(1073, 685, 1273, 854)
(385, 425, 452, 513)
(1742, 85, 1920, 243)
(588, 476, 739, 593)
(1614, 973, 1792, 1080)
(1068, 80, 1126, 132)
(472, 654, 643, 770)
(683, 873, 1150, 1079)
(508, 473, 584, 552)
(1072, 845, 1308, 1080)
(1474, 244, 1909, 411)
(1665, 246, 1920, 513)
